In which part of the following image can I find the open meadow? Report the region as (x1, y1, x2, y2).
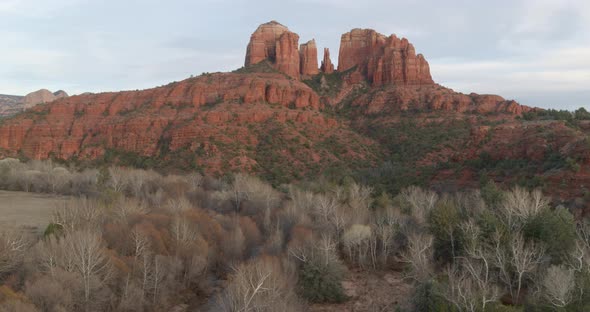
(0, 190, 68, 234)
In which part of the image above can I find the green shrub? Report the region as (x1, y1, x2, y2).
(411, 280, 455, 312)
(43, 223, 63, 238)
(297, 259, 347, 304)
(480, 180, 504, 210)
(523, 208, 577, 264)
(428, 199, 464, 264)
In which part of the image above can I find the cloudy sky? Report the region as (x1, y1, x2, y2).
(1, 0, 588, 109)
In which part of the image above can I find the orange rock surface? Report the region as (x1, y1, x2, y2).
(0, 72, 326, 160)
(338, 29, 433, 86)
(245, 21, 301, 78)
(300, 40, 319, 76)
(320, 48, 334, 74)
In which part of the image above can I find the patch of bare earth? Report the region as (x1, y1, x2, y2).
(310, 268, 413, 312)
(0, 190, 69, 234)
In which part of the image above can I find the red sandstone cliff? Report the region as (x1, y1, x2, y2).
(320, 48, 334, 74)
(338, 29, 433, 86)
(0, 73, 330, 163)
(300, 40, 319, 76)
(245, 21, 301, 78)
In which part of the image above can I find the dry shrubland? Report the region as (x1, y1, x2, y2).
(0, 159, 588, 311)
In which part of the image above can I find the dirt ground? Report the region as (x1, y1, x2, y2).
(310, 268, 413, 312)
(0, 190, 69, 234)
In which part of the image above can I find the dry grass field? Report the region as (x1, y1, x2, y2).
(0, 190, 69, 234)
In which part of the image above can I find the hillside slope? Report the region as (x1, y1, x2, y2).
(0, 94, 24, 117)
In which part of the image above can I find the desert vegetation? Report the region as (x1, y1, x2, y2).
(0, 159, 588, 311)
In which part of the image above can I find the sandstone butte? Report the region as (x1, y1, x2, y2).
(338, 28, 433, 86)
(300, 40, 319, 77)
(0, 20, 546, 178)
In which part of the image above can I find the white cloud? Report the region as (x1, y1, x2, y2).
(0, 0, 588, 109)
(431, 45, 590, 108)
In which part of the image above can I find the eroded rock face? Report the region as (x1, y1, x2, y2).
(275, 31, 301, 78)
(351, 84, 534, 115)
(0, 72, 324, 160)
(245, 21, 290, 66)
(338, 29, 433, 86)
(0, 94, 24, 117)
(320, 48, 334, 74)
(22, 89, 69, 109)
(23, 89, 56, 109)
(300, 40, 319, 76)
(245, 21, 301, 78)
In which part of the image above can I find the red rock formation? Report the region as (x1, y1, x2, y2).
(245, 21, 300, 78)
(350, 84, 534, 115)
(320, 48, 334, 74)
(275, 31, 300, 78)
(338, 29, 433, 86)
(0, 72, 326, 160)
(245, 21, 290, 66)
(299, 40, 319, 76)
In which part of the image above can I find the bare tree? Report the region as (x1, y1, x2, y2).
(241, 178, 281, 232)
(312, 193, 337, 224)
(32, 236, 63, 278)
(224, 223, 245, 262)
(400, 186, 438, 225)
(230, 173, 250, 212)
(47, 167, 71, 194)
(170, 215, 198, 255)
(342, 224, 373, 268)
(289, 186, 315, 216)
(166, 197, 192, 214)
(114, 197, 148, 224)
(501, 187, 548, 230)
(131, 227, 151, 261)
(70, 169, 99, 196)
(444, 262, 499, 312)
(0, 230, 29, 276)
(540, 265, 576, 308)
(316, 234, 338, 267)
(65, 231, 112, 309)
(217, 257, 300, 312)
(374, 217, 398, 265)
(108, 166, 128, 193)
(401, 233, 434, 282)
(511, 234, 545, 301)
(487, 229, 515, 300)
(572, 220, 590, 272)
(52, 197, 104, 232)
(459, 220, 499, 309)
(128, 169, 148, 198)
(347, 183, 373, 224)
(19, 170, 42, 192)
(329, 202, 349, 236)
(26, 274, 75, 312)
